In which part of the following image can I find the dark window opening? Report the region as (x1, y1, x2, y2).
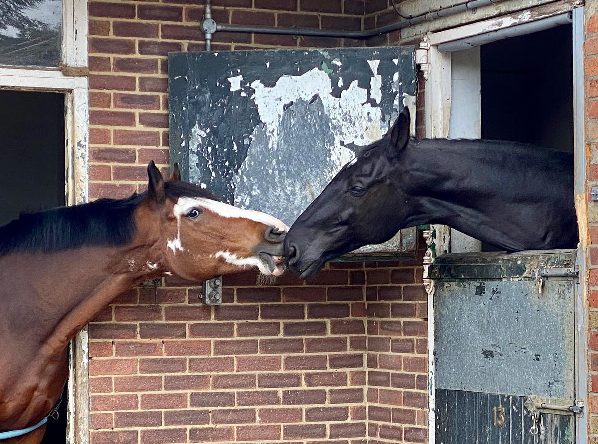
(0, 90, 67, 443)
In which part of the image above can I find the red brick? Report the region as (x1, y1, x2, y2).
(161, 24, 203, 41)
(139, 4, 183, 21)
(392, 338, 415, 353)
(114, 375, 162, 392)
(90, 430, 138, 444)
(88, 323, 137, 339)
(403, 321, 427, 336)
(403, 285, 427, 301)
(89, 359, 137, 376)
(237, 321, 280, 337)
(403, 391, 427, 409)
(89, 55, 111, 72)
(214, 305, 259, 320)
(258, 372, 302, 388)
(114, 341, 162, 357)
(89, 341, 113, 358)
(90, 147, 137, 163)
(260, 338, 304, 354)
(114, 129, 160, 146)
(164, 374, 209, 390)
(190, 392, 235, 407)
(189, 357, 234, 372)
(164, 410, 210, 426)
(283, 423, 327, 439)
(89, 19, 111, 36)
(306, 406, 348, 421)
(283, 287, 327, 302)
(330, 422, 367, 438)
(140, 429, 187, 444)
(138, 147, 170, 165)
(231, 10, 275, 26)
(89, 2, 135, 18)
(261, 304, 304, 319)
(114, 410, 162, 428)
(369, 371, 390, 387)
(238, 390, 281, 406)
(258, 407, 302, 423)
(89, 126, 111, 144)
(329, 353, 363, 368)
(114, 93, 161, 110)
(212, 374, 256, 389)
(89, 74, 137, 91)
(140, 393, 187, 409)
(308, 303, 350, 318)
(139, 112, 169, 128)
(90, 412, 113, 429)
(113, 21, 159, 38)
(214, 339, 258, 355)
(404, 427, 427, 442)
(278, 12, 319, 28)
(91, 394, 138, 411)
(331, 319, 365, 335)
(237, 356, 281, 372)
(392, 407, 417, 424)
(139, 357, 186, 373)
(90, 37, 135, 54)
(163, 339, 210, 356)
(211, 408, 256, 424)
(189, 426, 234, 443)
(283, 321, 326, 336)
(236, 287, 281, 303)
(139, 76, 168, 92)
(236, 424, 281, 441)
(283, 389, 327, 405)
(139, 322, 186, 339)
(89, 183, 137, 199)
(90, 377, 113, 393)
(189, 321, 234, 338)
(304, 371, 347, 387)
(164, 305, 211, 321)
(330, 388, 364, 404)
(306, 337, 347, 352)
(113, 57, 159, 74)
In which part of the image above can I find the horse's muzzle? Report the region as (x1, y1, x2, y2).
(254, 226, 287, 275)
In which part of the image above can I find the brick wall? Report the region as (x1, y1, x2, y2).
(87, 1, 427, 443)
(587, 2, 598, 441)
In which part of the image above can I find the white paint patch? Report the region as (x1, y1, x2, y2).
(228, 75, 243, 92)
(174, 196, 289, 232)
(0, 25, 20, 38)
(367, 60, 382, 104)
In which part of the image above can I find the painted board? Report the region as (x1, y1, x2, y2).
(169, 47, 417, 257)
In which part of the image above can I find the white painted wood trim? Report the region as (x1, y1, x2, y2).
(62, 0, 88, 69)
(428, 0, 578, 48)
(0, 68, 86, 90)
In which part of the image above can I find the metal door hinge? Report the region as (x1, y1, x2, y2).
(535, 267, 578, 293)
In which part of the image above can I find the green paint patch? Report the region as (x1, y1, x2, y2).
(320, 61, 333, 76)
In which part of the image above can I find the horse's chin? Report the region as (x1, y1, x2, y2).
(297, 259, 325, 280)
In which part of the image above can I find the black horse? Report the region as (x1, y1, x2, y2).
(284, 107, 577, 279)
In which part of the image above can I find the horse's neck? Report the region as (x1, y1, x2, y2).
(0, 244, 155, 354)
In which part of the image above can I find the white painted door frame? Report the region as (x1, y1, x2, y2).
(422, 2, 586, 442)
(0, 1, 89, 443)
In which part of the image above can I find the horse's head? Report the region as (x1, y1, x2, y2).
(141, 162, 288, 282)
(284, 107, 412, 279)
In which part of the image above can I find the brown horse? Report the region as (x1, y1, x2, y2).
(0, 162, 287, 443)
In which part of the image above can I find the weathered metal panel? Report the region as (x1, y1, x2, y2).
(431, 250, 577, 443)
(436, 389, 575, 444)
(169, 48, 417, 256)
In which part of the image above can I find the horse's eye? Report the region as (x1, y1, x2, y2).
(349, 185, 367, 197)
(186, 208, 201, 219)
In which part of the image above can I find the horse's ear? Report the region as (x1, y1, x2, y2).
(147, 161, 166, 204)
(170, 163, 182, 182)
(389, 106, 410, 154)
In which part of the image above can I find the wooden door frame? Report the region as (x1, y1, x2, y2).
(422, 2, 586, 442)
(0, 1, 89, 443)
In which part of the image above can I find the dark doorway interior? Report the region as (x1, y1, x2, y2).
(481, 24, 573, 152)
(0, 90, 67, 442)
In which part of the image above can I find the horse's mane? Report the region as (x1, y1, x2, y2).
(0, 181, 216, 256)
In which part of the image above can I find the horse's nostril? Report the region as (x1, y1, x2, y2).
(286, 244, 299, 266)
(265, 226, 286, 242)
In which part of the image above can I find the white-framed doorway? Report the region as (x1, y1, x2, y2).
(422, 2, 587, 442)
(0, 1, 89, 443)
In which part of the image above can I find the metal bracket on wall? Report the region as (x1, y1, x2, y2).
(591, 186, 598, 201)
(203, 276, 222, 305)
